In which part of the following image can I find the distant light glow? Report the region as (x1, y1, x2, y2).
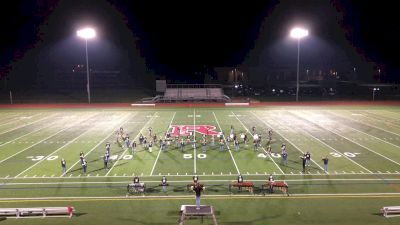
(77, 28, 96, 39)
(290, 27, 309, 39)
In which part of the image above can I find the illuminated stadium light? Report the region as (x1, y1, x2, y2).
(290, 27, 309, 39)
(77, 28, 96, 39)
(77, 27, 96, 104)
(290, 27, 309, 102)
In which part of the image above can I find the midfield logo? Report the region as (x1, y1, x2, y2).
(170, 125, 221, 137)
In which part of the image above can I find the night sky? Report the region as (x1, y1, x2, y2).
(0, 0, 399, 86)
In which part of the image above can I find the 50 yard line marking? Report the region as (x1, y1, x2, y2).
(106, 112, 157, 176)
(150, 112, 176, 176)
(212, 112, 240, 175)
(232, 111, 284, 174)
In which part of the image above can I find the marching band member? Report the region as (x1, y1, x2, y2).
(61, 158, 66, 175)
(131, 140, 136, 154)
(268, 174, 275, 193)
(133, 176, 140, 184)
(238, 174, 244, 190)
(234, 139, 240, 151)
(161, 176, 168, 193)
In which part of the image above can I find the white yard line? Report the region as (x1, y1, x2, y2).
(65, 114, 133, 175)
(298, 111, 400, 167)
(0, 114, 92, 165)
(2, 192, 400, 202)
(3, 177, 400, 186)
(251, 111, 325, 171)
(149, 112, 176, 176)
(0, 113, 42, 127)
(106, 112, 158, 176)
(193, 109, 197, 174)
(329, 110, 400, 149)
(267, 112, 372, 173)
(333, 110, 400, 137)
(212, 112, 240, 175)
(358, 111, 400, 129)
(0, 119, 62, 148)
(2, 171, 400, 180)
(232, 111, 284, 174)
(14, 125, 97, 178)
(295, 124, 373, 173)
(0, 113, 52, 135)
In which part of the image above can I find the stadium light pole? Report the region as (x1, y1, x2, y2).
(372, 88, 379, 101)
(290, 27, 308, 101)
(77, 28, 96, 104)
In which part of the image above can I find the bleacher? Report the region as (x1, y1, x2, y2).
(381, 206, 400, 217)
(0, 206, 75, 218)
(160, 84, 230, 102)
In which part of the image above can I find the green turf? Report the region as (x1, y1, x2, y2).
(1, 105, 400, 224)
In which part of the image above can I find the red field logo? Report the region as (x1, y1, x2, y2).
(170, 125, 221, 137)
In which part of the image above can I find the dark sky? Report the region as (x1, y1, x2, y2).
(0, 0, 399, 84)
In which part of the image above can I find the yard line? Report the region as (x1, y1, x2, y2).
(212, 112, 240, 175)
(0, 113, 53, 135)
(4, 178, 400, 186)
(0, 112, 42, 127)
(251, 111, 325, 171)
(150, 112, 176, 176)
(193, 109, 197, 174)
(2, 171, 399, 179)
(298, 111, 400, 167)
(0, 114, 94, 164)
(106, 112, 158, 176)
(331, 110, 400, 137)
(270, 113, 372, 174)
(231, 111, 284, 174)
(358, 111, 400, 129)
(328, 111, 400, 150)
(65, 114, 133, 175)
(14, 124, 97, 178)
(0, 118, 61, 148)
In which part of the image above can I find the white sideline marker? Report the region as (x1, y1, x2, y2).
(69, 174, 72, 177)
(396, 171, 400, 174)
(123, 173, 126, 176)
(32, 175, 36, 178)
(96, 174, 99, 177)
(168, 173, 170, 176)
(386, 171, 391, 173)
(317, 171, 320, 174)
(378, 171, 382, 173)
(51, 174, 55, 177)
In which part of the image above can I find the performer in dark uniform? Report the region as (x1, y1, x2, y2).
(268, 174, 275, 193)
(133, 176, 140, 183)
(192, 182, 204, 210)
(161, 176, 168, 193)
(237, 174, 244, 190)
(300, 154, 307, 173)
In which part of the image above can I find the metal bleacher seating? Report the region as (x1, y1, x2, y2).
(159, 84, 230, 102)
(0, 206, 75, 218)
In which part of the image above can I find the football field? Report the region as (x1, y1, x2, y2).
(0, 105, 400, 224)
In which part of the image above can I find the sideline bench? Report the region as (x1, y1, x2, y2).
(0, 207, 75, 218)
(381, 206, 400, 217)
